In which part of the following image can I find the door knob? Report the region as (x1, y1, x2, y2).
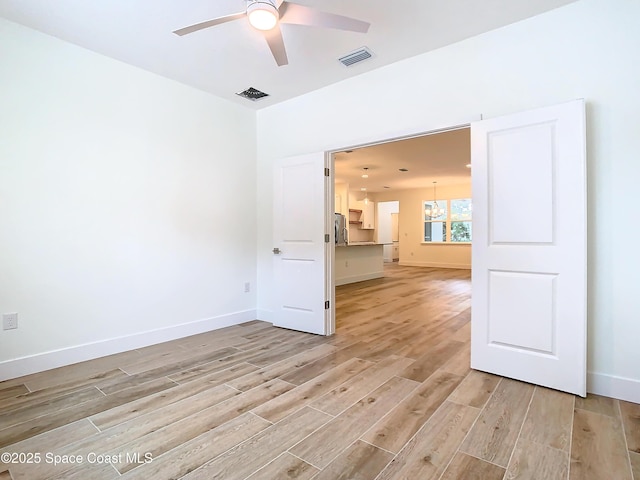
(272, 247, 281, 255)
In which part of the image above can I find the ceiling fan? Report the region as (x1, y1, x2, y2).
(173, 0, 370, 66)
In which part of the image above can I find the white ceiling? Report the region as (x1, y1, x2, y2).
(0, 0, 577, 110)
(334, 128, 471, 194)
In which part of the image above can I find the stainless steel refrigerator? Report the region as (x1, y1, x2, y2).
(335, 213, 348, 246)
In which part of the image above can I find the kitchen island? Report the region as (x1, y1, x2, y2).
(335, 243, 384, 286)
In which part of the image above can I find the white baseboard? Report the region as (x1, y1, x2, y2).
(335, 272, 384, 286)
(257, 309, 274, 323)
(587, 371, 640, 403)
(0, 309, 256, 382)
(399, 261, 471, 269)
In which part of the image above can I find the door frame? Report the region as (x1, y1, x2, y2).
(324, 152, 336, 335)
(326, 118, 479, 334)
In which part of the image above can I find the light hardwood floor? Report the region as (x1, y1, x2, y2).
(0, 264, 637, 480)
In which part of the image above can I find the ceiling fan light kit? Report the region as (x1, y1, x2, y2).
(247, 1, 279, 31)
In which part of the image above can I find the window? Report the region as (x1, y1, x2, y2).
(423, 198, 472, 243)
(450, 198, 472, 242)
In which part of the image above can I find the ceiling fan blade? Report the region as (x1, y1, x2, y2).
(173, 12, 246, 36)
(264, 25, 288, 66)
(279, 2, 370, 33)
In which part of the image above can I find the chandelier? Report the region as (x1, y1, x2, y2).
(425, 181, 445, 220)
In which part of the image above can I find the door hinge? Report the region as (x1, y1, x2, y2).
(324, 167, 330, 177)
(325, 234, 330, 243)
(325, 300, 330, 309)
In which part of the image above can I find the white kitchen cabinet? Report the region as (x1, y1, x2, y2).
(360, 201, 375, 229)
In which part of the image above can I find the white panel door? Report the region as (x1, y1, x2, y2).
(471, 100, 586, 396)
(273, 152, 333, 335)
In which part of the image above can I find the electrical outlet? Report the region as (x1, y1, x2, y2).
(244, 282, 250, 293)
(3, 313, 18, 330)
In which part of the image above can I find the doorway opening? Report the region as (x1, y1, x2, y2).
(377, 201, 399, 263)
(331, 126, 472, 334)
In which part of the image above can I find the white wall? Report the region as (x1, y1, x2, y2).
(256, 0, 640, 402)
(376, 184, 472, 269)
(0, 19, 257, 379)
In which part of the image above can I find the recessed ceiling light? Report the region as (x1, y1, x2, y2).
(361, 174, 369, 178)
(344, 150, 353, 154)
(466, 163, 472, 168)
(383, 186, 391, 189)
(399, 168, 409, 172)
(360, 187, 367, 191)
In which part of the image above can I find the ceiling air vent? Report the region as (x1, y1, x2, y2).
(236, 87, 269, 101)
(338, 47, 373, 67)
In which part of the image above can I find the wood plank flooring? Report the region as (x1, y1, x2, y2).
(0, 264, 637, 480)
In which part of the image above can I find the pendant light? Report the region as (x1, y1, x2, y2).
(362, 168, 369, 204)
(425, 181, 444, 220)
